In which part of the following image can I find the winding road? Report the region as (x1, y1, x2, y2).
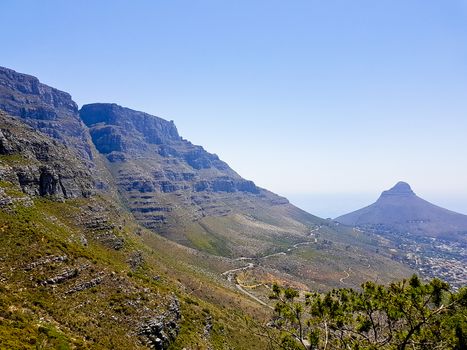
(221, 225, 322, 306)
(221, 262, 254, 282)
(339, 267, 352, 285)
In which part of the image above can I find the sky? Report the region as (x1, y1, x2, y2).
(1, 0, 466, 217)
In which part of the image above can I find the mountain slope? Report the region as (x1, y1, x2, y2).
(0, 109, 273, 349)
(335, 182, 467, 243)
(77, 103, 414, 292)
(80, 103, 325, 257)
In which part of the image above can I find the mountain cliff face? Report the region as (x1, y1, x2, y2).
(79, 103, 321, 257)
(335, 182, 467, 242)
(0, 67, 94, 162)
(80, 103, 181, 157)
(0, 111, 93, 200)
(80, 103, 257, 188)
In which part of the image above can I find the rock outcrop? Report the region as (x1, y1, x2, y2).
(0, 111, 93, 199)
(80, 103, 180, 156)
(80, 103, 236, 175)
(139, 297, 181, 350)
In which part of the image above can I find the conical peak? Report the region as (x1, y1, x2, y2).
(390, 181, 413, 192)
(381, 181, 415, 197)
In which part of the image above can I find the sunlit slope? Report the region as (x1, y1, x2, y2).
(0, 113, 272, 349)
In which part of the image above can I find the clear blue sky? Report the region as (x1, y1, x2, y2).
(2, 0, 467, 216)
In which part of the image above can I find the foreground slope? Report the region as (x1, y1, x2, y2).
(335, 181, 467, 243)
(0, 110, 272, 349)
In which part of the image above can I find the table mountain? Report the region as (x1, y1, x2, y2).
(335, 181, 467, 242)
(80, 103, 322, 256)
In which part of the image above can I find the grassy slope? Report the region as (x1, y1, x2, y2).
(0, 183, 271, 349)
(107, 159, 324, 258)
(100, 151, 414, 294)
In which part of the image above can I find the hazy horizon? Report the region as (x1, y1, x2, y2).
(286, 191, 467, 219)
(2, 0, 466, 207)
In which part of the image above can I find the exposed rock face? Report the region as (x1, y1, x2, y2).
(80, 103, 257, 191)
(139, 297, 181, 350)
(41, 268, 79, 286)
(0, 66, 93, 162)
(80, 103, 235, 175)
(79, 103, 283, 242)
(335, 181, 467, 242)
(23, 255, 68, 271)
(65, 275, 105, 294)
(2, 67, 323, 259)
(0, 111, 93, 199)
(80, 103, 180, 156)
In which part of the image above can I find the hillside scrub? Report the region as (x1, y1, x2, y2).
(267, 275, 467, 350)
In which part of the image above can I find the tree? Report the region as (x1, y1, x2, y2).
(268, 275, 467, 350)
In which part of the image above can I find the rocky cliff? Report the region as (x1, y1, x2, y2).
(0, 111, 93, 200)
(80, 103, 259, 192)
(80, 103, 314, 256)
(80, 103, 180, 156)
(0, 67, 95, 163)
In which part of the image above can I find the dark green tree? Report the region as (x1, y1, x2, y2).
(269, 275, 467, 350)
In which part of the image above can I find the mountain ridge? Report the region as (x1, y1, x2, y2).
(0, 66, 413, 283)
(0, 66, 93, 161)
(0, 66, 324, 258)
(78, 101, 323, 257)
